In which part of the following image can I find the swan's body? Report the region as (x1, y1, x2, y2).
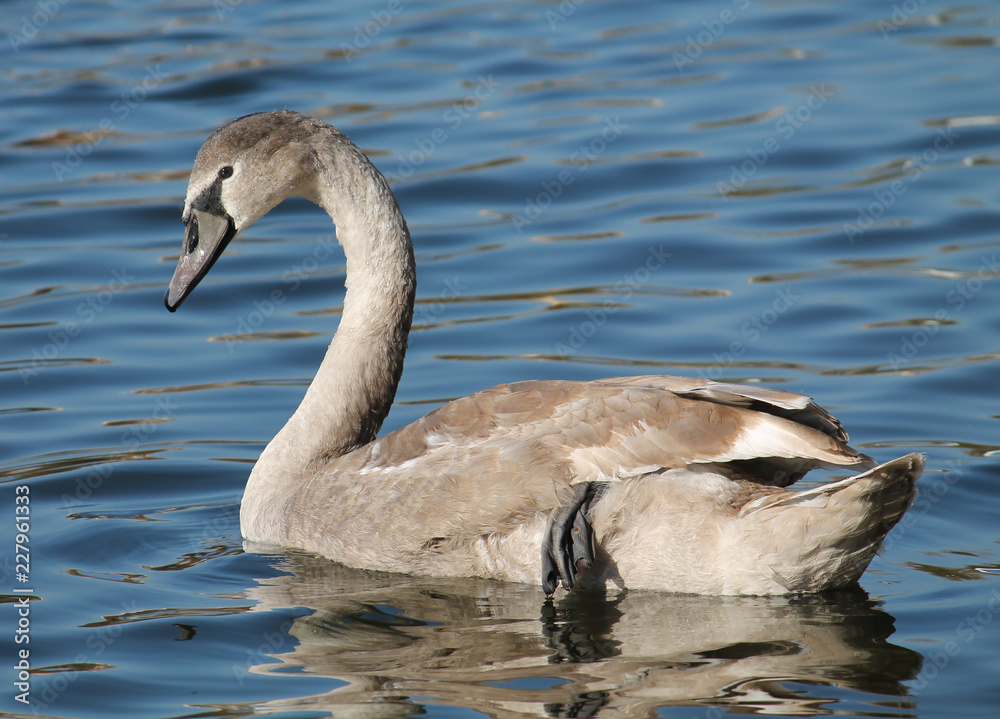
(166, 110, 922, 595)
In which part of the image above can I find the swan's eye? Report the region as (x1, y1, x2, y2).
(218, 166, 234, 180)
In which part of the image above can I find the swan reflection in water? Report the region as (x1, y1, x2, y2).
(235, 549, 921, 718)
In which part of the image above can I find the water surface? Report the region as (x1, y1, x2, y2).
(1, 0, 999, 717)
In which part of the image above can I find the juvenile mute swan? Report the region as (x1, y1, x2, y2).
(166, 110, 923, 595)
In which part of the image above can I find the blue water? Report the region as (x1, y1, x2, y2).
(2, 0, 999, 716)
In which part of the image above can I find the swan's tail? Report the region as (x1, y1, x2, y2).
(741, 453, 924, 592)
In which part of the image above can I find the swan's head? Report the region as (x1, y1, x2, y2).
(165, 110, 319, 311)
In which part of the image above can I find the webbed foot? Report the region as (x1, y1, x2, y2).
(542, 482, 607, 594)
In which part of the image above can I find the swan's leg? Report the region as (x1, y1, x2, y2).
(542, 482, 608, 593)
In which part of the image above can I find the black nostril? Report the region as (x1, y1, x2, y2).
(185, 216, 200, 254)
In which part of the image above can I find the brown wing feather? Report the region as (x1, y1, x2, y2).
(282, 376, 871, 574)
(345, 377, 864, 507)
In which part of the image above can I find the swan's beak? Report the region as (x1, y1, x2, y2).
(164, 209, 237, 312)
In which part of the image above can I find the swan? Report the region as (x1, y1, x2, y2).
(165, 110, 923, 595)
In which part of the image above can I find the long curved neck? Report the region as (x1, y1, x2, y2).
(243, 129, 415, 535)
